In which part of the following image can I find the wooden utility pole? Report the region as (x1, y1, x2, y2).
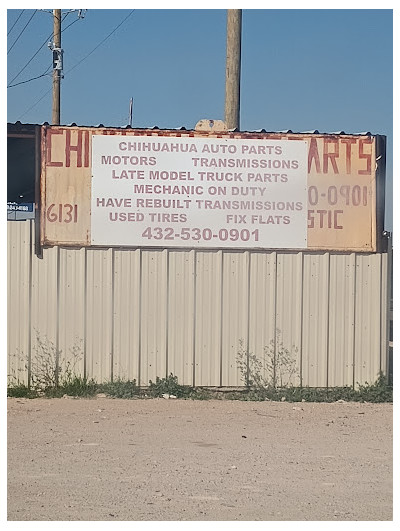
(52, 9, 62, 125)
(224, 9, 242, 130)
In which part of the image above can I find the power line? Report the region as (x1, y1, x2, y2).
(16, 10, 135, 121)
(65, 10, 135, 76)
(7, 10, 25, 36)
(7, 72, 51, 88)
(7, 40, 51, 87)
(7, 10, 38, 55)
(7, 13, 81, 88)
(17, 89, 51, 121)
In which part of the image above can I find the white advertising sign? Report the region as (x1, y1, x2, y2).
(91, 135, 308, 249)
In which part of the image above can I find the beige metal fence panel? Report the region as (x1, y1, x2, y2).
(275, 253, 303, 387)
(7, 221, 32, 384)
(327, 253, 357, 387)
(248, 251, 277, 385)
(58, 247, 86, 378)
(112, 248, 141, 382)
(194, 250, 223, 386)
(301, 253, 330, 387)
(221, 251, 250, 386)
(85, 248, 113, 383)
(139, 249, 168, 386)
(167, 250, 196, 385)
(30, 236, 59, 383)
(354, 253, 383, 386)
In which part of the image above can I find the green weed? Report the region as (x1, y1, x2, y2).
(7, 333, 392, 402)
(236, 336, 392, 403)
(7, 383, 38, 399)
(148, 373, 193, 398)
(99, 379, 140, 399)
(236, 331, 299, 392)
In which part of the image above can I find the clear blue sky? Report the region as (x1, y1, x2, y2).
(6, 8, 394, 229)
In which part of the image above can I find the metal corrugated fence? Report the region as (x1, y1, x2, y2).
(8, 220, 388, 388)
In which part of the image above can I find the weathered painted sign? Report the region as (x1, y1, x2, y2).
(41, 126, 378, 251)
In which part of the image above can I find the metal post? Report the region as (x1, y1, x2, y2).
(129, 97, 133, 127)
(224, 9, 242, 130)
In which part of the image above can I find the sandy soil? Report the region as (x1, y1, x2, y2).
(7, 396, 392, 521)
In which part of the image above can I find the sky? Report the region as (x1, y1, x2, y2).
(5, 6, 395, 229)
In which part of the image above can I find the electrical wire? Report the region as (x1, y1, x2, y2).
(7, 13, 81, 88)
(17, 90, 51, 120)
(16, 10, 135, 121)
(7, 41, 51, 87)
(7, 10, 25, 36)
(7, 10, 38, 55)
(7, 72, 51, 88)
(65, 10, 135, 76)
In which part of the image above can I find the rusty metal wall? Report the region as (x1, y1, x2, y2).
(8, 220, 388, 388)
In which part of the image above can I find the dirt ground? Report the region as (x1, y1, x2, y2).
(7, 396, 392, 522)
